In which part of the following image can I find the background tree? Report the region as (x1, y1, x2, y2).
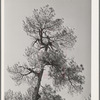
(5, 87, 90, 100)
(7, 5, 85, 100)
(5, 90, 23, 100)
(5, 85, 65, 100)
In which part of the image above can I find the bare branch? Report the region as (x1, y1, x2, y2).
(18, 66, 39, 76)
(20, 71, 32, 76)
(26, 67, 39, 75)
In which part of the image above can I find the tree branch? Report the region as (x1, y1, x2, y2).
(26, 67, 39, 75)
(20, 72, 32, 76)
(19, 66, 38, 76)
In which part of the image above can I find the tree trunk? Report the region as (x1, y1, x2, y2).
(33, 68, 44, 100)
(33, 29, 47, 100)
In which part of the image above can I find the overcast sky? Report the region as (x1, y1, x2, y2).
(4, 0, 91, 100)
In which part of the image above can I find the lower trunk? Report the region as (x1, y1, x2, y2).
(33, 69, 44, 100)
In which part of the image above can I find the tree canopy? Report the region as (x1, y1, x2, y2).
(7, 5, 85, 100)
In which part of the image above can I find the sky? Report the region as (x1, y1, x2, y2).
(4, 0, 91, 100)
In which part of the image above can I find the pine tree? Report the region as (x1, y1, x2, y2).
(7, 5, 85, 100)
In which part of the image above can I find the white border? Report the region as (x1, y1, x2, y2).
(91, 0, 99, 100)
(1, 0, 99, 100)
(1, 0, 4, 100)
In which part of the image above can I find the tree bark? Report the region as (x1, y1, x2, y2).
(33, 68, 44, 100)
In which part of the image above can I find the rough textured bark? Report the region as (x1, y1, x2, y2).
(33, 68, 44, 100)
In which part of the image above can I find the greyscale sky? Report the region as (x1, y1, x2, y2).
(4, 0, 91, 100)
